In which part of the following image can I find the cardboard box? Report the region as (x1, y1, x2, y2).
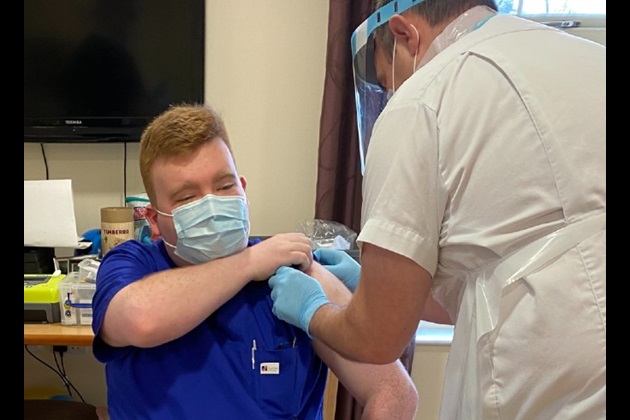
(58, 272, 95, 326)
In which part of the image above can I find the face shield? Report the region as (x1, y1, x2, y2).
(351, 0, 425, 174)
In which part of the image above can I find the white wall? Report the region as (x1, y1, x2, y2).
(23, 1, 449, 418)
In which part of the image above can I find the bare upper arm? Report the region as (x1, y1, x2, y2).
(312, 339, 418, 416)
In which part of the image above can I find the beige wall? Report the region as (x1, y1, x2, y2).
(24, 0, 327, 237)
(411, 345, 449, 419)
(24, 1, 451, 418)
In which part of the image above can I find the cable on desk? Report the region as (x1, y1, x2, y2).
(53, 346, 74, 400)
(24, 344, 86, 403)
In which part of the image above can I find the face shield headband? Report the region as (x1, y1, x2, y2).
(351, 0, 426, 174)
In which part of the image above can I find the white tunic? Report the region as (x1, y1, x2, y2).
(358, 13, 606, 420)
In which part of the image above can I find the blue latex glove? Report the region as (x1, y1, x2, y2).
(268, 266, 330, 338)
(313, 248, 361, 292)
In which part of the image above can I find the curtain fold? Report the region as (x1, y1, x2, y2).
(315, 0, 372, 234)
(316, 1, 417, 419)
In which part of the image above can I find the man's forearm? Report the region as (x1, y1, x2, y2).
(102, 252, 254, 348)
(309, 302, 401, 365)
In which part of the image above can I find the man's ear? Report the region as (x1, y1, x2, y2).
(239, 175, 247, 191)
(388, 15, 420, 55)
(145, 205, 161, 238)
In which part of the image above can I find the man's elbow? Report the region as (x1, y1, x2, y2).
(101, 310, 164, 348)
(363, 380, 419, 419)
(396, 382, 419, 420)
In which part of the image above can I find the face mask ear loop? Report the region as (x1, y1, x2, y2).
(411, 24, 419, 71)
(154, 208, 173, 218)
(392, 24, 420, 95)
(391, 37, 397, 94)
(151, 207, 176, 248)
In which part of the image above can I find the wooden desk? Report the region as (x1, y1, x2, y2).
(24, 323, 94, 347)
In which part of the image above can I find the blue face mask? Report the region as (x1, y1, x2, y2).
(156, 194, 250, 264)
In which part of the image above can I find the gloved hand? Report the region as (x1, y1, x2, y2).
(313, 248, 361, 292)
(268, 266, 330, 338)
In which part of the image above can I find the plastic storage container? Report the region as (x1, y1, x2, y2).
(77, 258, 100, 283)
(58, 272, 96, 326)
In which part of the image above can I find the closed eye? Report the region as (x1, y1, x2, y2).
(218, 182, 236, 191)
(175, 194, 195, 203)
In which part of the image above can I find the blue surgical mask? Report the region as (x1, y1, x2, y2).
(156, 194, 250, 264)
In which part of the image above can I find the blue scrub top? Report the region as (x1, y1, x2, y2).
(92, 239, 327, 419)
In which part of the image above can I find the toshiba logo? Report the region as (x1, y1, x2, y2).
(65, 120, 83, 125)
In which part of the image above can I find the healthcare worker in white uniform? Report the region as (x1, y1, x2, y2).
(268, 0, 606, 419)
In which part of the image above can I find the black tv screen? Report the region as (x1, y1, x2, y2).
(24, 0, 205, 143)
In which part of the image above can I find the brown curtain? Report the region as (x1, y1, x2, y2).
(314, 0, 372, 234)
(316, 1, 417, 419)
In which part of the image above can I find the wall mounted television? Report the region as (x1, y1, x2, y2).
(24, 0, 205, 143)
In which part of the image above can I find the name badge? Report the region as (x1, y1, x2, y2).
(260, 362, 280, 375)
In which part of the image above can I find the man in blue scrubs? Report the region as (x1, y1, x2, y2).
(91, 103, 418, 419)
